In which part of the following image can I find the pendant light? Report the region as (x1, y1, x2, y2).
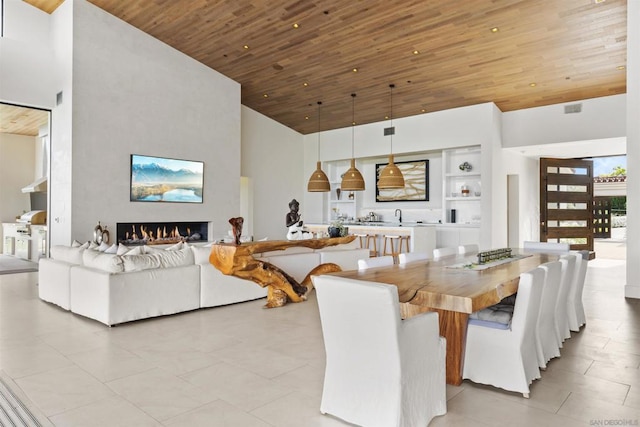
(377, 84, 405, 189)
(340, 93, 365, 191)
(307, 101, 331, 192)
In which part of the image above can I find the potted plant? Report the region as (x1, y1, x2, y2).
(328, 219, 345, 238)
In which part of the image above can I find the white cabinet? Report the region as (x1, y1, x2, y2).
(436, 226, 480, 249)
(327, 160, 357, 221)
(442, 146, 482, 225)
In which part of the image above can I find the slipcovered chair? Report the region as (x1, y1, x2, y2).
(312, 275, 447, 427)
(398, 252, 430, 265)
(535, 261, 563, 368)
(555, 253, 578, 344)
(567, 250, 590, 331)
(358, 255, 394, 270)
(458, 244, 479, 255)
(523, 241, 570, 253)
(463, 267, 545, 397)
(433, 247, 457, 258)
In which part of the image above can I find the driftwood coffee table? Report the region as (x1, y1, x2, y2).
(209, 236, 355, 308)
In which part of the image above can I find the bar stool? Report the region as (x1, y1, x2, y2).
(383, 234, 410, 262)
(355, 233, 378, 257)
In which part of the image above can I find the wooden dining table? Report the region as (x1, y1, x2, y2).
(326, 250, 560, 386)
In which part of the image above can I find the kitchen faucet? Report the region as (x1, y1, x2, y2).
(395, 209, 402, 223)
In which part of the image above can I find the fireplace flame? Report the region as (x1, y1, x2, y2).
(119, 222, 203, 245)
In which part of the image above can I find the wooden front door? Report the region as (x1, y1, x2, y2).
(540, 158, 594, 251)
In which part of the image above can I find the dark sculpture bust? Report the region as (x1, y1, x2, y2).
(229, 217, 244, 245)
(285, 199, 301, 228)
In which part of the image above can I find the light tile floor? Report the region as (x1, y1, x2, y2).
(0, 257, 638, 426)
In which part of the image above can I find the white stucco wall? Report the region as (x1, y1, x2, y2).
(502, 94, 626, 148)
(241, 106, 304, 240)
(56, 0, 241, 244)
(0, 133, 36, 250)
(0, 0, 56, 109)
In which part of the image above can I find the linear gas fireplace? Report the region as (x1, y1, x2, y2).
(116, 221, 209, 246)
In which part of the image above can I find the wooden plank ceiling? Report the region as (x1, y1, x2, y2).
(0, 104, 49, 136)
(20, 0, 627, 135)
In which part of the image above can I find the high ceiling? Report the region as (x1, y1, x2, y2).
(19, 0, 628, 135)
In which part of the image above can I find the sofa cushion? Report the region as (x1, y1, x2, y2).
(122, 253, 163, 272)
(122, 245, 144, 256)
(82, 250, 124, 273)
(192, 245, 211, 265)
(157, 247, 195, 268)
(50, 242, 89, 265)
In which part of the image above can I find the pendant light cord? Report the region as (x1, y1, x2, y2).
(317, 101, 322, 159)
(389, 84, 395, 155)
(351, 93, 356, 158)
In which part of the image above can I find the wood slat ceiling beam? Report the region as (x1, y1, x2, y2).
(22, 0, 627, 135)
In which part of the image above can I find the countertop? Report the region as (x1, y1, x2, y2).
(307, 222, 479, 228)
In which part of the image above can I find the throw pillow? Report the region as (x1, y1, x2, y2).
(97, 241, 111, 252)
(82, 250, 124, 273)
(165, 241, 184, 251)
(121, 253, 163, 272)
(50, 244, 88, 265)
(105, 244, 118, 254)
(157, 247, 195, 268)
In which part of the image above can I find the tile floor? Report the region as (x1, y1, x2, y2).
(0, 257, 638, 426)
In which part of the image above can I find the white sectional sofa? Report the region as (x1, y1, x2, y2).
(39, 240, 368, 326)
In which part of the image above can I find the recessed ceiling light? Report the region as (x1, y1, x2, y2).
(305, 116, 309, 120)
(352, 68, 358, 72)
(384, 115, 389, 120)
(293, 23, 300, 29)
(594, 0, 606, 3)
(421, 109, 426, 113)
(303, 82, 309, 87)
(413, 50, 419, 55)
(263, 94, 268, 98)
(617, 65, 626, 70)
(243, 45, 249, 49)
(490, 27, 499, 33)
(529, 82, 537, 87)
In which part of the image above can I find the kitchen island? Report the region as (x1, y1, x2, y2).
(305, 223, 436, 256)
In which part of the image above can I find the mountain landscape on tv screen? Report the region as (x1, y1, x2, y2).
(131, 162, 203, 203)
(132, 163, 202, 184)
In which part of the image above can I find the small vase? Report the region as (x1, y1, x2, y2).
(328, 227, 341, 238)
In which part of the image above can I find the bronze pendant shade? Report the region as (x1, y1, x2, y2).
(377, 84, 405, 189)
(307, 101, 331, 192)
(340, 93, 365, 191)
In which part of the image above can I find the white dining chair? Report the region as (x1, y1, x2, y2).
(567, 250, 589, 331)
(535, 261, 563, 368)
(313, 275, 447, 427)
(463, 267, 545, 397)
(458, 244, 479, 255)
(358, 255, 395, 270)
(398, 252, 430, 265)
(433, 247, 457, 258)
(555, 253, 578, 344)
(523, 241, 570, 253)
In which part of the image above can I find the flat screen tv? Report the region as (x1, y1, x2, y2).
(130, 154, 204, 203)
